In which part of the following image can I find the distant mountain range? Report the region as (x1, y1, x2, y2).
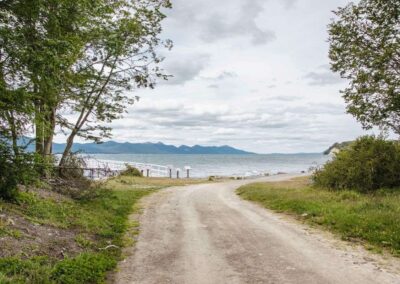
(20, 138, 254, 155)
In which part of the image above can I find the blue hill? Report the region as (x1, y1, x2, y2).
(53, 141, 254, 154)
(18, 138, 254, 154)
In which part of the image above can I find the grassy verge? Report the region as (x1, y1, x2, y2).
(0, 176, 204, 283)
(237, 177, 400, 256)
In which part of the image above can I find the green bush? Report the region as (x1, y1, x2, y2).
(0, 141, 39, 201)
(313, 136, 400, 192)
(120, 164, 143, 177)
(0, 143, 19, 200)
(51, 253, 116, 284)
(0, 256, 52, 283)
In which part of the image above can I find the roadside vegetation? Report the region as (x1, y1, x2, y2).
(0, 175, 204, 283)
(237, 177, 400, 256)
(314, 136, 400, 192)
(238, 137, 400, 256)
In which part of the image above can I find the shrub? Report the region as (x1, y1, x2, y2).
(58, 154, 86, 179)
(0, 143, 19, 200)
(0, 141, 39, 201)
(51, 253, 116, 284)
(313, 136, 400, 192)
(120, 164, 143, 177)
(0, 256, 52, 283)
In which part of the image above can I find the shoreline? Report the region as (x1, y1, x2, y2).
(82, 153, 327, 179)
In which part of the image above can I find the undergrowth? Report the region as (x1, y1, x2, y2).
(0, 178, 157, 283)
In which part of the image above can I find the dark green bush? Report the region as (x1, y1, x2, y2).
(120, 164, 143, 177)
(0, 143, 19, 200)
(51, 253, 116, 284)
(0, 141, 39, 201)
(313, 136, 400, 192)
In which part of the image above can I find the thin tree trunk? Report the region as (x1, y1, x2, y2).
(4, 111, 19, 157)
(59, 57, 118, 168)
(34, 99, 44, 155)
(42, 107, 56, 178)
(59, 131, 76, 168)
(43, 107, 56, 156)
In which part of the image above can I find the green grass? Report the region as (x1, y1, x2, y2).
(237, 177, 400, 256)
(0, 176, 198, 283)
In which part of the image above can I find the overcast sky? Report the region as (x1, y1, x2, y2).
(68, 0, 379, 153)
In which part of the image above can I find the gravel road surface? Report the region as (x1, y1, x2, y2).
(115, 174, 400, 284)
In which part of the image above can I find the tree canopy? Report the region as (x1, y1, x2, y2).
(328, 0, 400, 134)
(0, 0, 172, 168)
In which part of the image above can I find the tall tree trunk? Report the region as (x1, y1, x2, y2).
(4, 111, 19, 157)
(34, 100, 44, 155)
(43, 107, 56, 156)
(59, 57, 118, 168)
(59, 130, 76, 168)
(42, 107, 56, 178)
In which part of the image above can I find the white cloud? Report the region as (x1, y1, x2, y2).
(162, 53, 210, 85)
(57, 0, 372, 153)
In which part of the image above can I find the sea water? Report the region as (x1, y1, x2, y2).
(90, 153, 330, 178)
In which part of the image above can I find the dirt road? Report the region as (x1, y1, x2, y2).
(115, 175, 400, 284)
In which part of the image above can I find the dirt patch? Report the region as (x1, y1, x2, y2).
(47, 177, 100, 200)
(0, 212, 82, 259)
(32, 188, 72, 203)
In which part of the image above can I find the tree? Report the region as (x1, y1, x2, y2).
(58, 0, 172, 167)
(328, 0, 400, 134)
(0, 0, 94, 158)
(1, 0, 172, 169)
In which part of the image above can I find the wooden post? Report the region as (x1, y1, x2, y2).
(167, 165, 173, 179)
(146, 169, 150, 177)
(184, 166, 191, 179)
(176, 169, 180, 179)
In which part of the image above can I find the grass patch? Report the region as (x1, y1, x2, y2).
(0, 176, 199, 283)
(237, 177, 400, 256)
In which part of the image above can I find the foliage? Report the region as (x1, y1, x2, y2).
(0, 142, 19, 200)
(237, 177, 400, 256)
(0, 0, 95, 157)
(313, 136, 400, 192)
(328, 0, 400, 134)
(0, 139, 39, 200)
(0, 0, 172, 164)
(51, 253, 116, 284)
(120, 164, 143, 177)
(58, 0, 172, 166)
